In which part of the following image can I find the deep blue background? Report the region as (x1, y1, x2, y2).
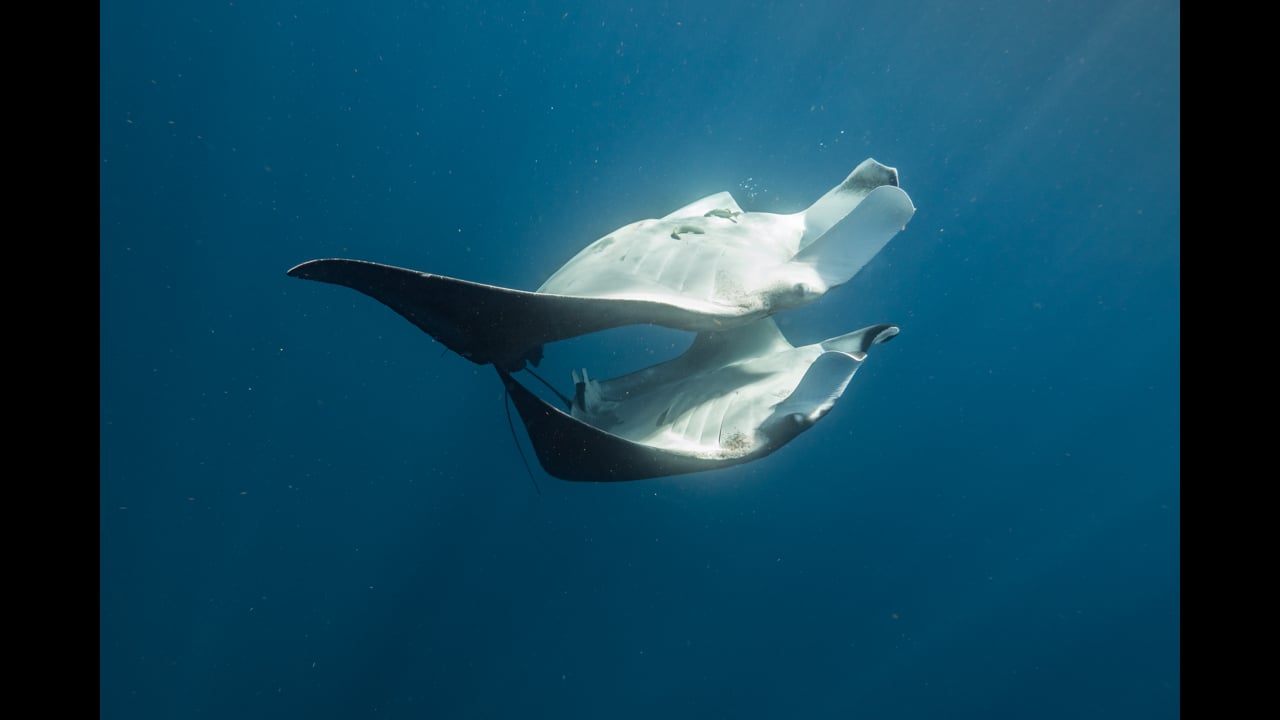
(101, 1, 1179, 717)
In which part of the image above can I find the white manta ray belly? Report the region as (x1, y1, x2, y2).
(536, 158, 914, 324)
(538, 210, 814, 316)
(568, 317, 891, 462)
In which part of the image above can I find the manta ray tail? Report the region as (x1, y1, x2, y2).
(503, 382, 542, 495)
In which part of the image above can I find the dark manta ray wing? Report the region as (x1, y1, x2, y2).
(287, 258, 718, 369)
(496, 368, 745, 481)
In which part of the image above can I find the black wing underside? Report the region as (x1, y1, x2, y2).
(288, 258, 715, 370)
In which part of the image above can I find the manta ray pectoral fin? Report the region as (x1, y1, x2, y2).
(287, 258, 551, 369)
(287, 258, 714, 370)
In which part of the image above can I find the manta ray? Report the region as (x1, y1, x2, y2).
(498, 318, 900, 481)
(288, 158, 916, 481)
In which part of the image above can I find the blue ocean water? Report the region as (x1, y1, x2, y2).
(100, 1, 1179, 718)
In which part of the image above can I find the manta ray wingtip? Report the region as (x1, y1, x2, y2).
(286, 258, 331, 278)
